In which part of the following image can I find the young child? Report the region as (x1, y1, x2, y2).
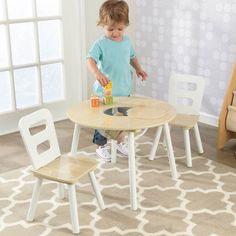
(87, 0, 147, 162)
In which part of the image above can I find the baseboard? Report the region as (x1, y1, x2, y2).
(199, 112, 218, 127)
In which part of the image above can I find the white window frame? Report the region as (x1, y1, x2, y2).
(0, 0, 87, 135)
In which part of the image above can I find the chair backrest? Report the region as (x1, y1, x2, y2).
(18, 108, 61, 170)
(169, 73, 205, 115)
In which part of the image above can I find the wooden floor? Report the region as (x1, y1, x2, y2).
(1, 119, 236, 174)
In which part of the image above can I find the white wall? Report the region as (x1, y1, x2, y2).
(84, 0, 104, 98)
(133, 0, 236, 127)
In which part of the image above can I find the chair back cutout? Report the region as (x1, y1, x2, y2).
(169, 73, 205, 115)
(18, 109, 61, 170)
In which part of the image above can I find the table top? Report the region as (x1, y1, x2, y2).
(67, 96, 176, 131)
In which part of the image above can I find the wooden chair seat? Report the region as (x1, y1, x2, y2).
(33, 155, 97, 185)
(170, 114, 199, 129)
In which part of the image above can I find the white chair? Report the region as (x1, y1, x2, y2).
(18, 108, 105, 234)
(149, 73, 205, 167)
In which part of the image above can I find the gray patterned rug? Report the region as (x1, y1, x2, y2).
(1, 136, 236, 236)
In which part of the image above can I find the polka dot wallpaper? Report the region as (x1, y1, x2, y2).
(134, 0, 236, 118)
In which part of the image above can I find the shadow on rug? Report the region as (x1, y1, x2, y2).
(1, 136, 236, 236)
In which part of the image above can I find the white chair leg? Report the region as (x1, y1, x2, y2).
(111, 139, 117, 163)
(88, 171, 105, 210)
(27, 177, 43, 222)
(149, 126, 163, 160)
(68, 184, 80, 234)
(194, 123, 204, 154)
(58, 183, 65, 200)
(162, 125, 171, 149)
(183, 128, 192, 167)
(163, 135, 167, 148)
(163, 123, 178, 179)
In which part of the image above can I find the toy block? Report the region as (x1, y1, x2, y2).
(90, 95, 100, 107)
(104, 80, 112, 90)
(104, 96, 113, 105)
(104, 81, 112, 96)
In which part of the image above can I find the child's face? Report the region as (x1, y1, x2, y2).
(104, 23, 126, 42)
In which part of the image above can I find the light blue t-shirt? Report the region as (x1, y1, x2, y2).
(87, 35, 135, 97)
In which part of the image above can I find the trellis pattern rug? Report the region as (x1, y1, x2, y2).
(1, 137, 236, 236)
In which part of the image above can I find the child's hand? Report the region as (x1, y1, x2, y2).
(136, 69, 148, 81)
(96, 72, 109, 87)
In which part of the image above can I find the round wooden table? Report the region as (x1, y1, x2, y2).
(68, 96, 178, 210)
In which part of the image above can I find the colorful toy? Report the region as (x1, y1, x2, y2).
(90, 95, 100, 107)
(103, 81, 113, 105)
(104, 80, 112, 95)
(103, 96, 113, 105)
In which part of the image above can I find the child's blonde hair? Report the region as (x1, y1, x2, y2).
(97, 0, 129, 26)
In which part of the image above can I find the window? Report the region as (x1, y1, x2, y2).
(0, 0, 64, 113)
(0, 0, 85, 135)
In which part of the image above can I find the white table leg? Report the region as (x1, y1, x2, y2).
(71, 124, 80, 156)
(163, 123, 178, 180)
(128, 132, 137, 210)
(111, 139, 117, 163)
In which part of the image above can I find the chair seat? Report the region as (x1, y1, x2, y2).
(32, 155, 98, 184)
(170, 114, 199, 129)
